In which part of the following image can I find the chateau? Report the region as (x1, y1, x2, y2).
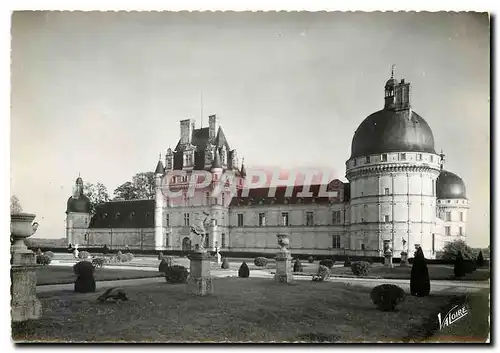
(66, 71, 469, 258)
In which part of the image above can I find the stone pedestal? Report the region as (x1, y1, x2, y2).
(384, 254, 393, 268)
(11, 213, 42, 322)
(274, 251, 293, 283)
(400, 253, 409, 267)
(187, 251, 213, 296)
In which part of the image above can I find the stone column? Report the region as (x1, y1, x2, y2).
(187, 251, 213, 296)
(11, 213, 42, 322)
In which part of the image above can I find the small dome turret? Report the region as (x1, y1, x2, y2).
(437, 170, 467, 200)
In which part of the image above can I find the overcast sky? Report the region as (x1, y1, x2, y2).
(10, 11, 489, 247)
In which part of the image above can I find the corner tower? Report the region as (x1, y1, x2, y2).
(65, 176, 91, 246)
(345, 70, 442, 259)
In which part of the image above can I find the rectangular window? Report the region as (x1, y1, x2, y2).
(432, 181, 436, 196)
(184, 213, 190, 226)
(417, 153, 422, 161)
(166, 214, 170, 227)
(445, 212, 451, 222)
(432, 234, 435, 253)
(282, 212, 289, 226)
(332, 210, 341, 225)
(385, 188, 390, 196)
(361, 244, 365, 251)
(165, 234, 169, 247)
(353, 159, 357, 166)
(206, 192, 210, 206)
(445, 226, 451, 236)
(332, 235, 341, 249)
(258, 213, 266, 227)
(400, 153, 406, 161)
(460, 212, 464, 222)
(382, 153, 388, 162)
(221, 193, 225, 206)
(384, 215, 390, 223)
(365, 156, 371, 163)
(459, 227, 463, 236)
(306, 212, 314, 226)
(237, 213, 244, 227)
(221, 233, 226, 248)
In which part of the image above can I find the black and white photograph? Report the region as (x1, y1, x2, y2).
(8, 7, 490, 343)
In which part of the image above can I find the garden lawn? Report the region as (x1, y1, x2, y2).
(36, 266, 162, 286)
(15, 278, 467, 343)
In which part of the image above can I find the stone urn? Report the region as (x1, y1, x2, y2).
(10, 213, 39, 255)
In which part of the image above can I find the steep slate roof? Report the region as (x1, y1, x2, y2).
(173, 126, 233, 170)
(229, 180, 346, 206)
(89, 199, 155, 229)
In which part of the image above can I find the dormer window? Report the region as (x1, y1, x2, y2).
(366, 156, 371, 164)
(382, 154, 388, 162)
(400, 153, 406, 161)
(115, 213, 121, 220)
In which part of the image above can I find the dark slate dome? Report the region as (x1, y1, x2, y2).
(437, 170, 467, 199)
(350, 109, 436, 159)
(66, 194, 91, 213)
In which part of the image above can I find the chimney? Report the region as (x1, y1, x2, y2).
(209, 114, 218, 140)
(394, 80, 411, 111)
(180, 119, 195, 145)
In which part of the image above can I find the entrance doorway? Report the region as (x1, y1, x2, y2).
(182, 237, 192, 252)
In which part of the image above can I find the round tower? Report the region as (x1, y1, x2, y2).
(154, 154, 166, 250)
(345, 71, 442, 259)
(436, 164, 469, 245)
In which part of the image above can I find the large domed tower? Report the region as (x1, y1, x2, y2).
(435, 152, 469, 245)
(65, 176, 91, 246)
(345, 70, 442, 259)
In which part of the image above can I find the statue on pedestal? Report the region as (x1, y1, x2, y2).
(190, 212, 213, 252)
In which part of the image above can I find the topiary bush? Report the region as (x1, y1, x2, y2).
(36, 254, 51, 266)
(73, 261, 96, 293)
(78, 251, 90, 260)
(319, 259, 334, 269)
(476, 250, 484, 267)
(454, 251, 466, 277)
(238, 262, 250, 278)
(163, 265, 189, 284)
(312, 265, 330, 282)
(344, 257, 351, 267)
(221, 258, 230, 269)
(254, 257, 268, 267)
(410, 247, 430, 297)
(293, 259, 303, 272)
(307, 256, 314, 263)
(370, 284, 406, 311)
(44, 251, 54, 259)
(159, 257, 173, 273)
(102, 244, 109, 255)
(351, 261, 372, 277)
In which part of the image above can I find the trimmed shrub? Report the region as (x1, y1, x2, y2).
(307, 256, 314, 263)
(36, 254, 51, 266)
(351, 261, 372, 277)
(312, 265, 330, 282)
(159, 257, 174, 273)
(78, 251, 90, 259)
(92, 257, 105, 268)
(158, 252, 164, 261)
(73, 261, 96, 293)
(44, 251, 54, 259)
(164, 265, 189, 284)
(102, 244, 109, 255)
(476, 250, 484, 267)
(254, 257, 268, 267)
(454, 251, 466, 277)
(293, 259, 303, 272)
(319, 259, 334, 269)
(344, 257, 351, 267)
(371, 284, 406, 311)
(410, 247, 430, 297)
(238, 262, 250, 278)
(221, 258, 230, 269)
